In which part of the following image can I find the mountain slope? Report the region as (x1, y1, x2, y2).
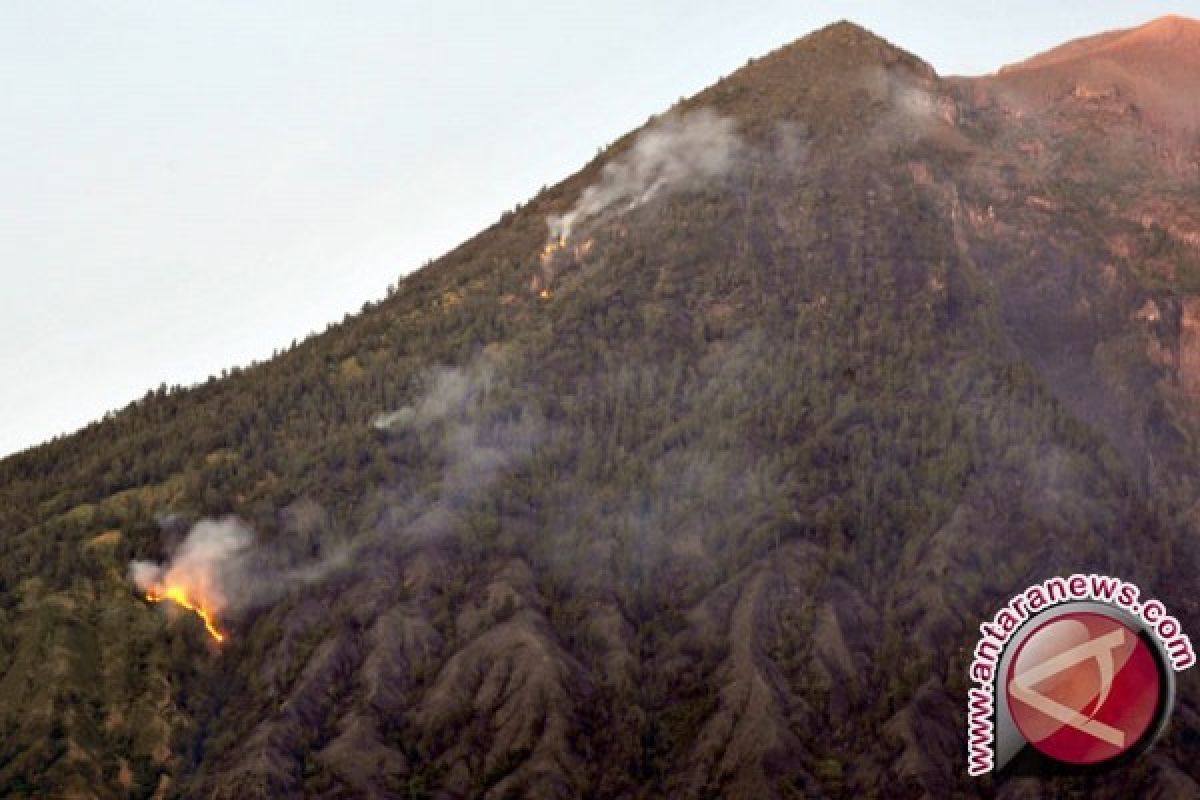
(3, 17, 1200, 799)
(989, 14, 1200, 132)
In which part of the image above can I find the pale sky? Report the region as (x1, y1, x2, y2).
(2, 1, 1196, 457)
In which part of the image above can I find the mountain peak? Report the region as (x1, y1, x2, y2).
(820, 19, 886, 40)
(1118, 14, 1200, 47)
(1000, 14, 1200, 74)
(1137, 14, 1200, 35)
(11, 13, 1200, 800)
(680, 18, 935, 139)
(728, 18, 933, 76)
(788, 19, 931, 71)
(988, 15, 1200, 130)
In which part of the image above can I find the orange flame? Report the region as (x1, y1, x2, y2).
(539, 236, 567, 266)
(145, 585, 226, 643)
(539, 288, 552, 300)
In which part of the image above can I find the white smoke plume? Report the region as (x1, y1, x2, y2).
(130, 516, 252, 617)
(371, 358, 537, 493)
(547, 108, 743, 243)
(371, 360, 496, 435)
(130, 513, 355, 636)
(860, 66, 958, 147)
(370, 410, 407, 430)
(132, 355, 537, 636)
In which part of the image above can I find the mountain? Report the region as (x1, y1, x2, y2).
(3, 16, 1200, 799)
(1002, 14, 1200, 73)
(989, 14, 1200, 132)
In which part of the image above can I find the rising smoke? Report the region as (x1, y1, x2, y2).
(859, 66, 957, 148)
(133, 106, 754, 638)
(130, 516, 251, 619)
(547, 108, 744, 243)
(373, 360, 496, 432)
(132, 355, 536, 633)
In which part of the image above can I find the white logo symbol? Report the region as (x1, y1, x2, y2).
(1008, 628, 1127, 748)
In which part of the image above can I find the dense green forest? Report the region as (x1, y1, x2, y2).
(2, 20, 1200, 799)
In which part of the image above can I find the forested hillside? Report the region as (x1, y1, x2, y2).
(3, 18, 1200, 799)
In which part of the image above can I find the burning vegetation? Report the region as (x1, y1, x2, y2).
(532, 235, 594, 300)
(540, 235, 567, 266)
(130, 517, 249, 646)
(144, 584, 226, 642)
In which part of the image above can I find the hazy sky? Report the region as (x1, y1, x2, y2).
(2, 1, 1196, 457)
